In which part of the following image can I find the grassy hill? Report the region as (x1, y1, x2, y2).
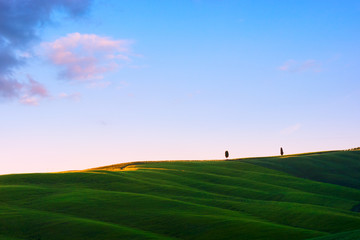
(0, 150, 359, 239)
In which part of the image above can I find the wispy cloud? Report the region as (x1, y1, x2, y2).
(0, 0, 92, 102)
(116, 81, 129, 89)
(25, 75, 49, 98)
(279, 59, 321, 73)
(16, 75, 49, 106)
(87, 81, 112, 89)
(58, 92, 81, 101)
(42, 33, 133, 81)
(281, 123, 302, 135)
(19, 96, 39, 106)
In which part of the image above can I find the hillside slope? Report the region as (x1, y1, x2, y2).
(0, 151, 359, 239)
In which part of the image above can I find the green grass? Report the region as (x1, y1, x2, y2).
(308, 229, 360, 240)
(0, 150, 359, 239)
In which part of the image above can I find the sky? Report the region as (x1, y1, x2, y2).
(1, 0, 359, 174)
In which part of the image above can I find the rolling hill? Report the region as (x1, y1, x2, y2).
(0, 150, 359, 239)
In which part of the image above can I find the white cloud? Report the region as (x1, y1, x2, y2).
(58, 92, 81, 101)
(279, 59, 321, 73)
(281, 123, 302, 135)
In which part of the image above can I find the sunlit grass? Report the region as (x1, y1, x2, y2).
(0, 150, 359, 239)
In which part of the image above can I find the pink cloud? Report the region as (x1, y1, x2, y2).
(26, 75, 49, 97)
(19, 95, 39, 106)
(1, 74, 49, 106)
(42, 33, 132, 81)
(279, 59, 321, 73)
(18, 75, 49, 106)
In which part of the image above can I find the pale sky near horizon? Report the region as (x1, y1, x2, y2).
(1, 0, 359, 174)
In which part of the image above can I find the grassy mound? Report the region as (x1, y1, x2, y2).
(0, 150, 359, 239)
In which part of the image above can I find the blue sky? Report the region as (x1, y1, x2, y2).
(1, 0, 359, 174)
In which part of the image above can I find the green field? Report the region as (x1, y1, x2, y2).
(0, 150, 359, 239)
